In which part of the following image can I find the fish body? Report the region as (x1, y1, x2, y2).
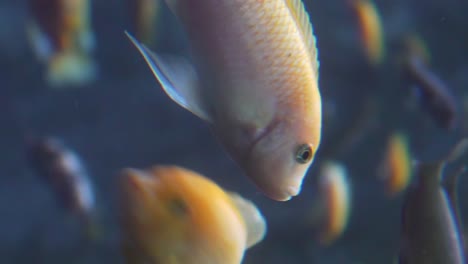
(119, 165, 266, 264)
(27, 0, 96, 86)
(399, 161, 465, 264)
(128, 0, 160, 46)
(26, 137, 97, 234)
(127, 0, 322, 201)
(405, 55, 457, 130)
(317, 161, 351, 245)
(380, 132, 412, 197)
(349, 0, 385, 65)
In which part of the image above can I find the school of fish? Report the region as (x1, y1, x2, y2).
(12, 0, 468, 263)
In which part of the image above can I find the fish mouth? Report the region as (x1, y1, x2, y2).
(270, 185, 301, 201)
(250, 180, 302, 202)
(243, 119, 304, 201)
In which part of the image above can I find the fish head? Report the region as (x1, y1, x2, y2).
(241, 120, 319, 201)
(119, 168, 191, 258)
(120, 166, 250, 263)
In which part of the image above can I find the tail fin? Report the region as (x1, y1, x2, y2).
(47, 51, 97, 87)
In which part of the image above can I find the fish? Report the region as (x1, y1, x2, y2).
(317, 161, 351, 245)
(126, 0, 322, 201)
(349, 0, 385, 65)
(27, 0, 96, 87)
(403, 52, 458, 130)
(402, 34, 431, 66)
(119, 165, 267, 264)
(398, 139, 468, 264)
(127, 0, 160, 46)
(25, 136, 99, 240)
(379, 132, 412, 197)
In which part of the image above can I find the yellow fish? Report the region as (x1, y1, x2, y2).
(317, 161, 351, 245)
(126, 0, 322, 201)
(349, 0, 385, 65)
(379, 132, 412, 197)
(27, 0, 96, 87)
(119, 165, 267, 264)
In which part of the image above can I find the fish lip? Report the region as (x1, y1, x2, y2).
(276, 183, 303, 201)
(260, 184, 301, 202)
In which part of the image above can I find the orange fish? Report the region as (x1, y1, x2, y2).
(119, 165, 267, 264)
(317, 161, 351, 245)
(126, 0, 322, 201)
(349, 0, 385, 65)
(27, 0, 96, 87)
(379, 132, 412, 197)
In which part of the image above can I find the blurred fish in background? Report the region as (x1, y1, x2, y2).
(378, 131, 412, 198)
(126, 0, 323, 202)
(398, 139, 468, 264)
(119, 165, 266, 264)
(0, 0, 467, 263)
(25, 136, 101, 242)
(348, 0, 386, 66)
(26, 0, 97, 87)
(127, 0, 161, 47)
(316, 161, 352, 246)
(402, 34, 431, 65)
(401, 35, 458, 131)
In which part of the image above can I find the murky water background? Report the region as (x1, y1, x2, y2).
(1, 0, 467, 263)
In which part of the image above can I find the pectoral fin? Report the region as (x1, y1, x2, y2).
(228, 192, 266, 248)
(125, 31, 212, 122)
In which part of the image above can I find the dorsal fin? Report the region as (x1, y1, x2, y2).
(285, 0, 320, 77)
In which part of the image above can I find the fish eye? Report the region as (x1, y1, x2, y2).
(295, 144, 313, 164)
(168, 198, 189, 216)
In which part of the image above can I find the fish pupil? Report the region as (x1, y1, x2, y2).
(296, 144, 313, 164)
(168, 198, 189, 216)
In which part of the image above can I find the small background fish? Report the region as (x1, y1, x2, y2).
(1, 0, 468, 263)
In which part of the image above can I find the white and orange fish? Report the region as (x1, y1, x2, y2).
(126, 0, 322, 201)
(27, 0, 96, 87)
(317, 161, 352, 245)
(379, 132, 412, 197)
(349, 0, 385, 66)
(119, 165, 267, 264)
